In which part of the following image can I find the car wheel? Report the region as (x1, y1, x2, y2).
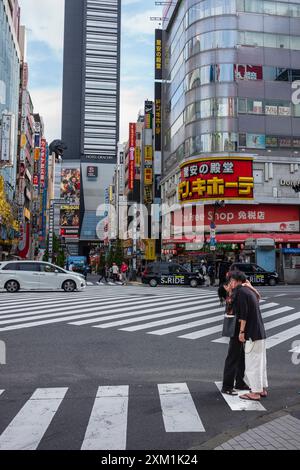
(62, 280, 77, 292)
(5, 280, 20, 293)
(149, 278, 158, 288)
(268, 278, 277, 286)
(190, 279, 198, 288)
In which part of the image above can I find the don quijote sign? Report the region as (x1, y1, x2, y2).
(178, 157, 254, 203)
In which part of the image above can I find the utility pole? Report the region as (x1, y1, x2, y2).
(210, 200, 225, 286)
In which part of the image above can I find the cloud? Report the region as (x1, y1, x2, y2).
(18, 0, 65, 54)
(122, 8, 162, 36)
(30, 87, 62, 143)
(120, 85, 153, 142)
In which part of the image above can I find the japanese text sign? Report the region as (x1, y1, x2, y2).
(178, 157, 254, 202)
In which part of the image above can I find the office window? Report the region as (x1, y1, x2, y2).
(245, 0, 263, 13)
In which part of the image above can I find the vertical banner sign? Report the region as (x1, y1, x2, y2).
(0, 114, 13, 163)
(155, 82, 162, 152)
(144, 101, 154, 204)
(129, 123, 136, 191)
(40, 139, 46, 189)
(155, 29, 163, 80)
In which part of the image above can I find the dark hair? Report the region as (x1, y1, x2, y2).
(228, 271, 247, 283)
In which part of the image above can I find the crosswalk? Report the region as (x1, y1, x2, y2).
(0, 382, 267, 450)
(0, 287, 299, 350)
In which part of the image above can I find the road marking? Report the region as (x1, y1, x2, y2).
(0, 390, 4, 397)
(265, 311, 300, 330)
(215, 383, 266, 411)
(0, 388, 68, 450)
(289, 345, 300, 353)
(266, 324, 300, 349)
(179, 325, 222, 340)
(145, 309, 224, 336)
(93, 302, 222, 330)
(0, 294, 198, 326)
(0, 295, 131, 318)
(71, 296, 218, 327)
(81, 386, 129, 450)
(179, 303, 280, 340)
(121, 304, 224, 332)
(212, 306, 294, 344)
(158, 383, 205, 433)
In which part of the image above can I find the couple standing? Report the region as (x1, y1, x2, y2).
(221, 272, 268, 401)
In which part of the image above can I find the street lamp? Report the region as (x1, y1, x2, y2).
(210, 200, 225, 286)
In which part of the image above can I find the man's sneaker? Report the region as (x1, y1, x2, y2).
(234, 384, 250, 391)
(221, 388, 238, 396)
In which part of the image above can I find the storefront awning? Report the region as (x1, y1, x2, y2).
(210, 233, 300, 243)
(163, 233, 300, 244)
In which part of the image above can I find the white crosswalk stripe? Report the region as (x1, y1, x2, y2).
(0, 381, 268, 450)
(82, 386, 129, 450)
(158, 383, 205, 432)
(0, 287, 299, 350)
(215, 383, 266, 411)
(0, 388, 68, 450)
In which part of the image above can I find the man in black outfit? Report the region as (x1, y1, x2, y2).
(221, 272, 250, 395)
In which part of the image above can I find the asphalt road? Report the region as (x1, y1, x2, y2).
(0, 284, 299, 450)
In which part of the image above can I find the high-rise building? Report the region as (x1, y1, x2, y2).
(61, 0, 121, 256)
(159, 0, 300, 281)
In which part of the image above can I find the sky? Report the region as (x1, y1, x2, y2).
(18, 0, 162, 144)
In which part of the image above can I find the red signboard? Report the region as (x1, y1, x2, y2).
(128, 123, 136, 191)
(40, 139, 46, 188)
(235, 65, 263, 81)
(179, 157, 254, 202)
(33, 175, 39, 186)
(129, 123, 136, 148)
(174, 204, 299, 234)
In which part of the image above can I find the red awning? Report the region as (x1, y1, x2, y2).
(163, 233, 300, 244)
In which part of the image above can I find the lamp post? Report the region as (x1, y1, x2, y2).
(210, 200, 225, 286)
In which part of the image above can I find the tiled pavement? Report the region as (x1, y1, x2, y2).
(215, 414, 300, 450)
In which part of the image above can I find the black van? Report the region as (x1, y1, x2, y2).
(142, 262, 204, 288)
(229, 263, 279, 286)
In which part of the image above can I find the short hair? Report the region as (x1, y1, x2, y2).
(228, 271, 247, 283)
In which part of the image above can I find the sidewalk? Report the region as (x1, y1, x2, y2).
(215, 413, 300, 450)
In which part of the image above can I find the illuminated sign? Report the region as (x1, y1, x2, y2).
(178, 157, 254, 203)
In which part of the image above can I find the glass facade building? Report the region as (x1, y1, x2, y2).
(0, 0, 20, 199)
(161, 0, 300, 175)
(61, 0, 121, 251)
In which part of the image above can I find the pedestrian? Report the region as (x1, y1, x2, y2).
(234, 278, 268, 402)
(112, 262, 119, 283)
(121, 261, 129, 285)
(69, 263, 74, 272)
(207, 264, 215, 286)
(97, 264, 109, 284)
(220, 273, 250, 395)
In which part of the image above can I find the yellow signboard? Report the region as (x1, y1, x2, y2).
(145, 239, 156, 261)
(135, 147, 141, 167)
(144, 146, 153, 162)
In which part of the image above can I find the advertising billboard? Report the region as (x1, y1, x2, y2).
(40, 139, 46, 188)
(61, 168, 81, 202)
(155, 29, 163, 80)
(60, 205, 80, 228)
(128, 123, 136, 191)
(0, 113, 14, 164)
(178, 157, 254, 203)
(155, 82, 162, 152)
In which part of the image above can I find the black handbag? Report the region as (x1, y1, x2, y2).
(222, 314, 237, 338)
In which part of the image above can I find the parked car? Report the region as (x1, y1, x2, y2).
(229, 262, 279, 286)
(0, 261, 86, 293)
(142, 262, 205, 288)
